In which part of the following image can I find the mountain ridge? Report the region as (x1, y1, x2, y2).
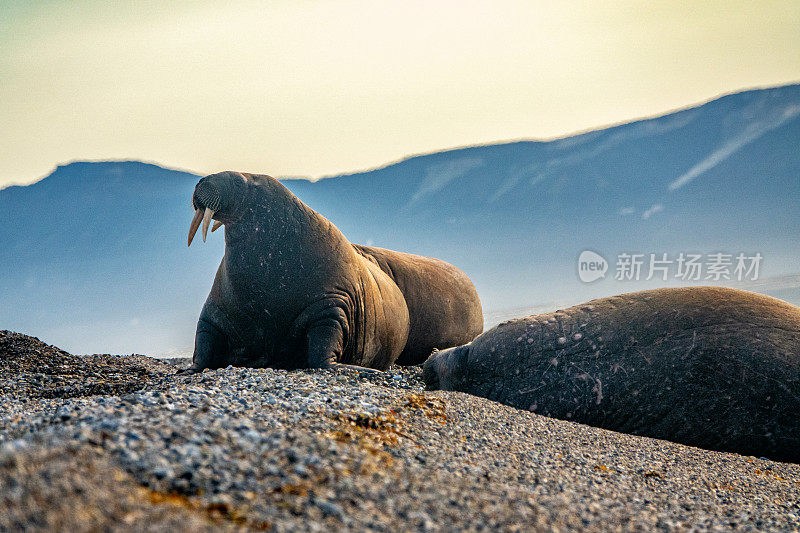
(2, 83, 799, 355)
(7, 82, 798, 190)
(305, 82, 800, 184)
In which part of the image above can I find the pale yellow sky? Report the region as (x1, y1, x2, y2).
(1, 0, 798, 187)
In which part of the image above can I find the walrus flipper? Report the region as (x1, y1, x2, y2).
(305, 318, 384, 374)
(300, 302, 382, 373)
(178, 317, 228, 374)
(306, 319, 344, 369)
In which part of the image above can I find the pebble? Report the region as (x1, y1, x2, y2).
(0, 332, 799, 531)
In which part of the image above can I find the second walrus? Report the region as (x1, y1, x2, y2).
(424, 287, 800, 462)
(183, 171, 483, 373)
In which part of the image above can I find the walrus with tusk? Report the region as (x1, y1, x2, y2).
(182, 171, 483, 374)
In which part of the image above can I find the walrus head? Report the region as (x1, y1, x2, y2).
(188, 171, 250, 246)
(423, 344, 471, 390)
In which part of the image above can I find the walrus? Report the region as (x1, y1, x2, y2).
(182, 171, 482, 373)
(424, 287, 800, 462)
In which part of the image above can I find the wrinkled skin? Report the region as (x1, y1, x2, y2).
(353, 245, 483, 365)
(424, 287, 800, 463)
(184, 171, 481, 373)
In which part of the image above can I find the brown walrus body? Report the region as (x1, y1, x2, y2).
(424, 287, 800, 462)
(354, 245, 483, 365)
(183, 171, 482, 373)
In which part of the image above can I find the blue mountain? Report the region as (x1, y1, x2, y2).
(2, 84, 799, 355)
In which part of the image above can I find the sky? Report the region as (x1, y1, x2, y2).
(1, 0, 798, 188)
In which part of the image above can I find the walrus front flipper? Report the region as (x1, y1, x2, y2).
(305, 311, 384, 374)
(306, 319, 344, 369)
(179, 318, 228, 374)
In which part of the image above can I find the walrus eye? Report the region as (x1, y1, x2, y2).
(188, 207, 215, 246)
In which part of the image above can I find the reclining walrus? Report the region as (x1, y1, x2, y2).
(424, 287, 800, 462)
(181, 171, 483, 373)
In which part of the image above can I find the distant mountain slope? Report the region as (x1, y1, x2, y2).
(284, 83, 800, 307)
(2, 84, 799, 355)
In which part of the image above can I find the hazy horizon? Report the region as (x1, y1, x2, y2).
(2, 1, 799, 188)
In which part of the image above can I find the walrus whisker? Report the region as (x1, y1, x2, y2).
(187, 208, 203, 246)
(211, 220, 223, 232)
(201, 207, 215, 242)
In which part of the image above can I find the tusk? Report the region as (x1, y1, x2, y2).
(211, 220, 223, 232)
(187, 208, 203, 246)
(201, 207, 215, 242)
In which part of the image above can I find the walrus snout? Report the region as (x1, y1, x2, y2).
(192, 178, 223, 212)
(188, 172, 250, 245)
(187, 179, 223, 245)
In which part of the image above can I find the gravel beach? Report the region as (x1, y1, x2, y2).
(1, 330, 799, 531)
